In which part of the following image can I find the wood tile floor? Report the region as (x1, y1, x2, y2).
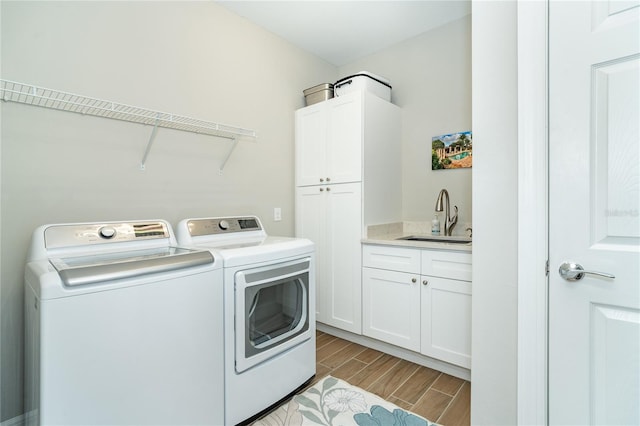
(312, 330, 471, 425)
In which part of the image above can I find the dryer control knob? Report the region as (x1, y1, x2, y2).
(218, 220, 230, 231)
(99, 226, 116, 239)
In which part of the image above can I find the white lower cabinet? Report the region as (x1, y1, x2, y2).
(421, 275, 472, 368)
(362, 268, 421, 352)
(362, 244, 472, 369)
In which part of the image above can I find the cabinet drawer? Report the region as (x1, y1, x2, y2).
(362, 244, 421, 274)
(421, 250, 472, 281)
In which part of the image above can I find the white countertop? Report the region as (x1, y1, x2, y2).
(362, 222, 472, 252)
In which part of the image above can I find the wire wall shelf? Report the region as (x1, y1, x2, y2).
(0, 79, 257, 171)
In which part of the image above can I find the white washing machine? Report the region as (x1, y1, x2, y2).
(176, 216, 316, 425)
(24, 220, 224, 426)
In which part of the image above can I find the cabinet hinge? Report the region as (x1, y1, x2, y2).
(545, 260, 550, 276)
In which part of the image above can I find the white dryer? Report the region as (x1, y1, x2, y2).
(24, 220, 224, 426)
(176, 216, 316, 425)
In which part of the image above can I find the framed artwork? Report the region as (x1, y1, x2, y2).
(431, 131, 472, 170)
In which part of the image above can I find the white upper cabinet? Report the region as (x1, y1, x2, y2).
(295, 105, 328, 186)
(295, 91, 363, 186)
(326, 94, 363, 184)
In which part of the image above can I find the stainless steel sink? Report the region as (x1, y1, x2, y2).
(396, 235, 472, 244)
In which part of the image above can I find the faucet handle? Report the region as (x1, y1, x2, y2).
(447, 206, 459, 236)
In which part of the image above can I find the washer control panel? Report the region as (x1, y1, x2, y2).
(44, 221, 170, 248)
(187, 216, 262, 237)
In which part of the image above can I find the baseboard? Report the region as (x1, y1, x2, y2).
(1, 414, 25, 426)
(317, 323, 471, 382)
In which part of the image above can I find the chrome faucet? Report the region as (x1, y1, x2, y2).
(435, 189, 458, 236)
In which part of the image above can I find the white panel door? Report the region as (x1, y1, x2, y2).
(549, 2, 640, 425)
(295, 104, 327, 187)
(296, 183, 362, 333)
(295, 92, 363, 187)
(421, 276, 472, 369)
(295, 186, 327, 322)
(327, 92, 362, 184)
(362, 267, 421, 351)
(325, 182, 362, 334)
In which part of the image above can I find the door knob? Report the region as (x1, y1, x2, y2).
(558, 261, 615, 281)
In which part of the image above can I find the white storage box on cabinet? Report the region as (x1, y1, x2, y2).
(335, 71, 392, 102)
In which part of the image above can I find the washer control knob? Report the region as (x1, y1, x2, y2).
(99, 226, 116, 239)
(218, 220, 230, 231)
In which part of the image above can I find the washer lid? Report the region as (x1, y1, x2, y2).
(50, 247, 214, 286)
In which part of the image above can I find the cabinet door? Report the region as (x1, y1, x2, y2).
(327, 92, 362, 184)
(295, 186, 327, 322)
(295, 105, 327, 186)
(421, 276, 472, 368)
(363, 267, 420, 352)
(324, 182, 362, 334)
(295, 183, 362, 333)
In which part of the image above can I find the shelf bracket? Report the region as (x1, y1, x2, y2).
(219, 136, 238, 174)
(140, 115, 161, 170)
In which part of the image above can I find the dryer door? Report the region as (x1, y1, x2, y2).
(234, 257, 311, 373)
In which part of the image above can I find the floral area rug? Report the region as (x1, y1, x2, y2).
(251, 375, 438, 426)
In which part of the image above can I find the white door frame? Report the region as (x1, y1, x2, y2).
(517, 1, 548, 425)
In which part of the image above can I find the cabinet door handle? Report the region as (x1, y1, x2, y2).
(319, 188, 324, 192)
(326, 177, 331, 182)
(422, 280, 428, 286)
(411, 278, 417, 283)
(320, 178, 324, 183)
(326, 187, 331, 192)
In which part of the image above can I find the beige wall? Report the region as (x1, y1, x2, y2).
(0, 1, 336, 420)
(340, 16, 472, 234)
